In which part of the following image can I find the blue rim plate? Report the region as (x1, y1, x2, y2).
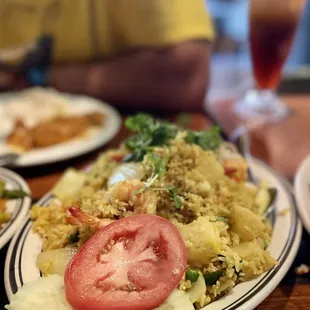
(0, 167, 31, 250)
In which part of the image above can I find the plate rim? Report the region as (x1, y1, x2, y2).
(0, 92, 122, 167)
(294, 155, 310, 234)
(224, 160, 302, 310)
(0, 167, 31, 250)
(4, 159, 302, 309)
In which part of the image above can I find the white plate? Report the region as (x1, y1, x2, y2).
(4, 159, 301, 310)
(0, 92, 122, 167)
(0, 167, 31, 250)
(295, 155, 310, 234)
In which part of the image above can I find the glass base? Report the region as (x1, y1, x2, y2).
(234, 90, 290, 124)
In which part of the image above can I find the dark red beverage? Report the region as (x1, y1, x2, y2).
(250, 0, 305, 90)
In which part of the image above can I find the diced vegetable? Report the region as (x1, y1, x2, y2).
(154, 289, 194, 310)
(233, 242, 277, 280)
(233, 260, 243, 277)
(210, 216, 229, 223)
(256, 187, 277, 215)
(185, 268, 200, 283)
(203, 270, 223, 285)
(179, 217, 223, 265)
(0, 180, 28, 199)
(268, 188, 277, 205)
(187, 272, 207, 303)
(1, 190, 28, 199)
(231, 205, 265, 242)
(52, 169, 87, 201)
(193, 152, 225, 184)
(36, 247, 78, 276)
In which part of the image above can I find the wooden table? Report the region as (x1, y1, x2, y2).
(208, 95, 310, 178)
(1, 111, 310, 309)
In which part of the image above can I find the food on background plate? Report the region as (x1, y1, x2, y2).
(0, 88, 105, 152)
(0, 180, 28, 229)
(7, 114, 278, 310)
(7, 112, 105, 151)
(0, 88, 69, 137)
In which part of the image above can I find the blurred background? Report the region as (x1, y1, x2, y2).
(207, 0, 310, 102)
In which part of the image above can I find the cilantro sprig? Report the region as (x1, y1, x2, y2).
(134, 153, 169, 195)
(124, 113, 221, 161)
(144, 185, 182, 210)
(124, 114, 178, 162)
(164, 186, 182, 209)
(149, 153, 169, 178)
(185, 126, 221, 151)
(134, 152, 182, 209)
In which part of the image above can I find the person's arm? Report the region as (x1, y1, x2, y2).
(49, 41, 211, 111)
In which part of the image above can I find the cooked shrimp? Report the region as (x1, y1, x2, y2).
(66, 181, 157, 229)
(110, 180, 157, 215)
(66, 206, 114, 229)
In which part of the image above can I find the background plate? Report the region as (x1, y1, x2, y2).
(0, 92, 122, 167)
(0, 167, 31, 250)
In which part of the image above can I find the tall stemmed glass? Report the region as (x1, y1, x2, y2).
(235, 0, 305, 123)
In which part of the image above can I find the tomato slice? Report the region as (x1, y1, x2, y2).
(65, 214, 187, 310)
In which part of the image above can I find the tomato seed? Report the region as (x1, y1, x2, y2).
(119, 284, 136, 292)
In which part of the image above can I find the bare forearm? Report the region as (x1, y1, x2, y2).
(48, 42, 211, 111)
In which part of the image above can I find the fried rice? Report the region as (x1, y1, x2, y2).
(30, 132, 277, 309)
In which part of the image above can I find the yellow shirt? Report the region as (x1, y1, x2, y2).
(0, 0, 214, 64)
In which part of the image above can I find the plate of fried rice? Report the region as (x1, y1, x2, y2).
(4, 114, 301, 310)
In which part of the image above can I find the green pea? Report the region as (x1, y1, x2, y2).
(185, 268, 200, 283)
(203, 270, 223, 285)
(264, 240, 269, 250)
